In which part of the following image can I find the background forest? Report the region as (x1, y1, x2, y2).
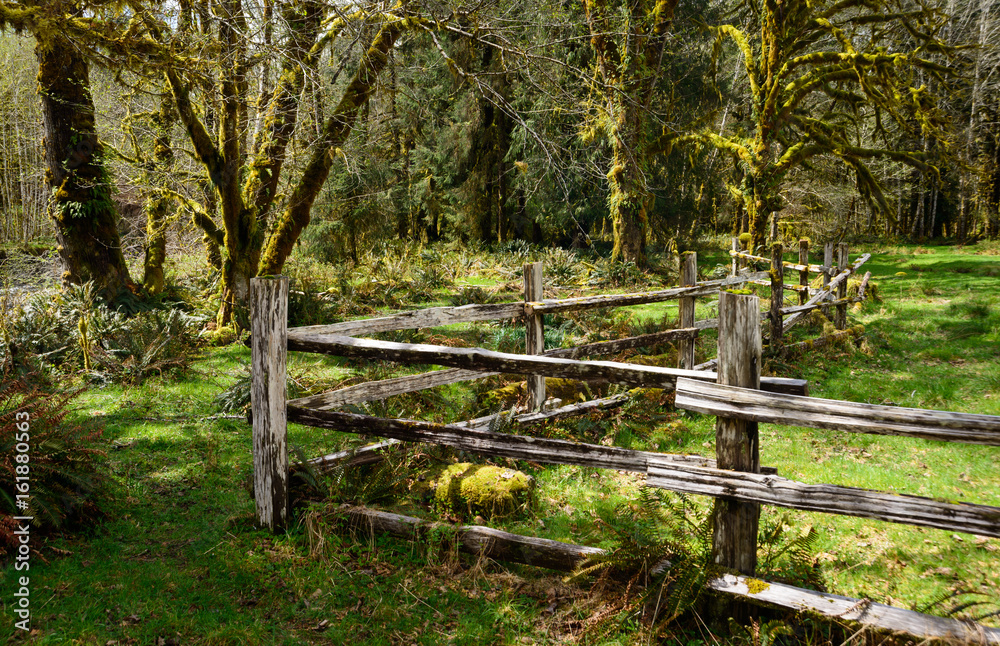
(0, 0, 996, 320)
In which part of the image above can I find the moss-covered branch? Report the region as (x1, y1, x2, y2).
(258, 15, 407, 275)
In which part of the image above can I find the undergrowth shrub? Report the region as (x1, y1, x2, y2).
(569, 492, 823, 640)
(0, 373, 108, 557)
(0, 282, 202, 384)
(567, 489, 714, 636)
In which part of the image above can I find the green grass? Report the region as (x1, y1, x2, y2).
(3, 240, 1000, 643)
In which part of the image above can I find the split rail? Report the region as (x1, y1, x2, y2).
(248, 246, 1000, 643)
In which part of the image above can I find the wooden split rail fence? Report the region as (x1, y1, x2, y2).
(248, 249, 1000, 643)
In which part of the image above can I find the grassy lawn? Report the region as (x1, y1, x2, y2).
(2, 241, 999, 644)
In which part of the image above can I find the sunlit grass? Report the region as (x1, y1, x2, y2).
(2, 240, 999, 644)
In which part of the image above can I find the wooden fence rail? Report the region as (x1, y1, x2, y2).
(251, 259, 1000, 641)
(676, 377, 1000, 446)
(285, 333, 809, 395)
(646, 459, 1000, 538)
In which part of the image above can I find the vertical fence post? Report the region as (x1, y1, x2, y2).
(712, 290, 762, 577)
(835, 243, 849, 330)
(251, 276, 289, 532)
(731, 237, 739, 275)
(678, 251, 697, 370)
(798, 239, 809, 306)
(769, 243, 784, 350)
(822, 242, 834, 319)
(524, 262, 546, 411)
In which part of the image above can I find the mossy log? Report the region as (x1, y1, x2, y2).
(330, 508, 1000, 641)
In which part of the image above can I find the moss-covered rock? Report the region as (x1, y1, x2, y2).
(430, 463, 534, 520)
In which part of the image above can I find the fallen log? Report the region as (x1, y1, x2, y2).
(323, 507, 1000, 643)
(334, 505, 605, 571)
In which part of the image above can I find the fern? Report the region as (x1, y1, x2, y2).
(567, 489, 715, 630)
(916, 588, 1000, 624)
(757, 513, 825, 591)
(728, 617, 793, 646)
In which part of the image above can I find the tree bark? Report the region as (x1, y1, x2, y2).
(142, 93, 176, 295)
(37, 31, 134, 301)
(259, 19, 404, 275)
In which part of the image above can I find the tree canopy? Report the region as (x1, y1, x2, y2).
(0, 0, 994, 315)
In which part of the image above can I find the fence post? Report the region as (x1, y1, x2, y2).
(712, 290, 761, 577)
(678, 251, 697, 370)
(835, 243, 849, 330)
(822, 242, 834, 319)
(769, 243, 784, 350)
(524, 262, 546, 411)
(798, 239, 809, 306)
(731, 237, 739, 275)
(251, 276, 289, 532)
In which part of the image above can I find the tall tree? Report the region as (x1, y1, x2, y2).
(583, 0, 680, 265)
(659, 0, 953, 252)
(0, 2, 135, 300)
(126, 0, 414, 324)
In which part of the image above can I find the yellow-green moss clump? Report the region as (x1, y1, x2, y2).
(480, 378, 594, 408)
(202, 325, 238, 346)
(431, 463, 534, 520)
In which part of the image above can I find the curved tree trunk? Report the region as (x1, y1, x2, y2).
(37, 32, 133, 301)
(259, 19, 404, 275)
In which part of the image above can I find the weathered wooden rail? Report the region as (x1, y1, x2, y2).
(247, 244, 1000, 641)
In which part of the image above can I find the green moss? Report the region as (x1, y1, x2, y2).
(431, 463, 534, 520)
(745, 578, 770, 594)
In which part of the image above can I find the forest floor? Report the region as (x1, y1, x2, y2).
(2, 240, 1000, 645)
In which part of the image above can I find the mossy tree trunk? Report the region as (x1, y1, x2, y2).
(584, 0, 679, 267)
(165, 0, 324, 325)
(142, 94, 176, 295)
(654, 0, 950, 251)
(259, 18, 405, 275)
(36, 30, 134, 301)
(608, 104, 651, 265)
